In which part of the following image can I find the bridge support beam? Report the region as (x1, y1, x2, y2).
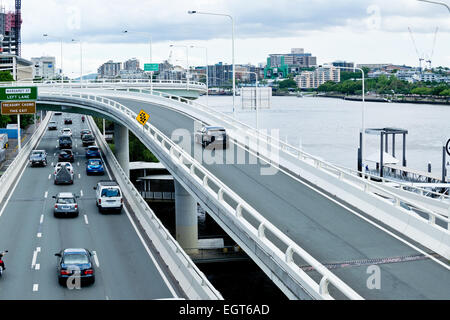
(114, 123, 130, 177)
(174, 180, 198, 252)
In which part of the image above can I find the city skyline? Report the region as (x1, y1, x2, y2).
(4, 0, 449, 77)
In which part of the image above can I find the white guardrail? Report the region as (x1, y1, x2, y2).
(41, 90, 364, 300)
(86, 116, 222, 300)
(101, 87, 450, 233)
(0, 113, 52, 205)
(0, 79, 207, 90)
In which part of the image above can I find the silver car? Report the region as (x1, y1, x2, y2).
(53, 193, 79, 217)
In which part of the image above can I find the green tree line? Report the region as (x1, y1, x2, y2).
(318, 72, 450, 96)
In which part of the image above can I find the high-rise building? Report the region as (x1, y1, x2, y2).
(97, 60, 121, 78)
(31, 56, 56, 79)
(295, 66, 340, 89)
(123, 58, 140, 71)
(207, 62, 233, 87)
(0, 2, 22, 57)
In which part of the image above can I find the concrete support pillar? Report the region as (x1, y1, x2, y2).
(174, 180, 198, 252)
(114, 123, 130, 177)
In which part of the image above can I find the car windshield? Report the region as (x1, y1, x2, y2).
(58, 198, 75, 204)
(101, 188, 120, 197)
(32, 151, 43, 156)
(89, 148, 99, 152)
(84, 135, 93, 139)
(63, 253, 89, 265)
(89, 160, 101, 166)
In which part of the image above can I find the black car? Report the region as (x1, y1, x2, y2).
(81, 134, 95, 146)
(59, 136, 72, 149)
(80, 129, 92, 139)
(58, 149, 74, 163)
(55, 248, 95, 287)
(64, 118, 72, 125)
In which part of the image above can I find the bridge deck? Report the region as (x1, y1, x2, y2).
(107, 95, 450, 300)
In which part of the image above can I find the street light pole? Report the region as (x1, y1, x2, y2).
(323, 64, 366, 170)
(417, 0, 450, 12)
(188, 10, 236, 117)
(191, 45, 209, 106)
(72, 39, 83, 83)
(43, 34, 63, 85)
(170, 44, 190, 90)
(122, 30, 154, 89)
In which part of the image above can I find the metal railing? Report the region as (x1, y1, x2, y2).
(41, 89, 364, 300)
(0, 79, 207, 90)
(86, 115, 222, 300)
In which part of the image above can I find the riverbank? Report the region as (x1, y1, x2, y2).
(317, 93, 450, 105)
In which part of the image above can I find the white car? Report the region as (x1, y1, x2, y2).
(54, 162, 74, 176)
(61, 128, 72, 137)
(94, 181, 123, 213)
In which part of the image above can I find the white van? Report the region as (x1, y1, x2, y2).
(94, 181, 123, 213)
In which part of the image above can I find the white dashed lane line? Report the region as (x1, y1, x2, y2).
(92, 251, 100, 268)
(84, 215, 89, 225)
(33, 284, 39, 292)
(31, 247, 41, 269)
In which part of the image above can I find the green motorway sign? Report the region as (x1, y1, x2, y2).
(144, 63, 159, 72)
(0, 87, 38, 101)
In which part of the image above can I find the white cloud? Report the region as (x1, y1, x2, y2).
(10, 0, 449, 77)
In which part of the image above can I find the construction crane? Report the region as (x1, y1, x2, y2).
(408, 27, 425, 73)
(425, 27, 439, 70)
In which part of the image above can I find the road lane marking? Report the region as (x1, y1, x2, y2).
(44, 191, 48, 199)
(80, 190, 84, 197)
(84, 215, 89, 225)
(40, 215, 44, 224)
(33, 284, 39, 292)
(78, 174, 81, 179)
(35, 264, 40, 270)
(77, 162, 80, 167)
(92, 251, 99, 267)
(37, 233, 42, 238)
(31, 247, 41, 269)
(48, 174, 51, 180)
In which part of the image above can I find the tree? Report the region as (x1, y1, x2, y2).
(278, 78, 297, 90)
(0, 71, 14, 82)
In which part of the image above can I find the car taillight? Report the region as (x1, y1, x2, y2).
(74, 205, 78, 209)
(55, 204, 58, 209)
(98, 199, 101, 204)
(60, 270, 70, 275)
(84, 269, 94, 275)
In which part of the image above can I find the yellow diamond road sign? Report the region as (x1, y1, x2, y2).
(136, 110, 150, 126)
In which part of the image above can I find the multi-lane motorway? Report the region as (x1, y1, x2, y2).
(106, 95, 450, 300)
(0, 113, 177, 300)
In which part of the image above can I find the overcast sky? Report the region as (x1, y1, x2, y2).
(3, 0, 448, 76)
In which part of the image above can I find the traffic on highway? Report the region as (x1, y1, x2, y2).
(0, 112, 177, 299)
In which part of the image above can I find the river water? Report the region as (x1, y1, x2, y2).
(197, 95, 450, 175)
